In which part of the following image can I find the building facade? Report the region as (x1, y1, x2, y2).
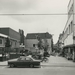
(25, 32, 53, 54)
(0, 27, 20, 49)
(0, 33, 8, 48)
(61, 0, 75, 61)
(63, 0, 74, 46)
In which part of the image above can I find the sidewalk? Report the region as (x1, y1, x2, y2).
(0, 58, 18, 66)
(41, 56, 75, 67)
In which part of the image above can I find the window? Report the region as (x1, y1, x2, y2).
(33, 44, 35, 47)
(0, 39, 2, 44)
(25, 57, 32, 61)
(69, 24, 70, 34)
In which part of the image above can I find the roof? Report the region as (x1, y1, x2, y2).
(26, 32, 52, 39)
(0, 33, 8, 38)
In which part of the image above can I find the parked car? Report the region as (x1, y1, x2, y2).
(8, 56, 41, 68)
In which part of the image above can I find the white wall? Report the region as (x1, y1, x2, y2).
(64, 32, 73, 46)
(25, 39, 38, 48)
(63, 0, 74, 47)
(68, 0, 73, 12)
(25, 38, 52, 54)
(74, 0, 75, 24)
(25, 39, 52, 48)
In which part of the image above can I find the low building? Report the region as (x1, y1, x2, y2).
(0, 33, 8, 48)
(0, 27, 20, 50)
(25, 32, 53, 54)
(60, 0, 75, 61)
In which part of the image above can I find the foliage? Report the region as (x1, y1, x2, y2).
(37, 36, 49, 51)
(5, 37, 11, 47)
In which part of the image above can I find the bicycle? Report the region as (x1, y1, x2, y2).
(41, 57, 49, 62)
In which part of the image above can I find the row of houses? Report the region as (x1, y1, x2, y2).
(57, 0, 75, 61)
(0, 27, 53, 54)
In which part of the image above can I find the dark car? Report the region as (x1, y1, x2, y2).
(8, 56, 41, 68)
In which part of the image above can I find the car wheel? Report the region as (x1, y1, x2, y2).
(10, 64, 14, 68)
(30, 64, 34, 68)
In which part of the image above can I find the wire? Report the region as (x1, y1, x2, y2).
(0, 13, 74, 15)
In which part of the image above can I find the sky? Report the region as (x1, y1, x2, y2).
(0, 0, 70, 44)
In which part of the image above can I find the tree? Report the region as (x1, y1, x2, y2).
(5, 37, 11, 47)
(5, 37, 11, 53)
(43, 39, 49, 51)
(37, 36, 49, 51)
(51, 38, 54, 52)
(38, 40, 43, 50)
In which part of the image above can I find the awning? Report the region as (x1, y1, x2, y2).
(0, 33, 8, 38)
(63, 44, 75, 49)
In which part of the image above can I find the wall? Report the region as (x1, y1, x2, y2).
(10, 40, 20, 48)
(74, 0, 75, 24)
(9, 28, 20, 41)
(0, 28, 9, 36)
(0, 28, 20, 41)
(68, 0, 73, 12)
(25, 38, 52, 53)
(25, 39, 38, 48)
(64, 32, 73, 46)
(0, 28, 20, 48)
(62, 0, 74, 47)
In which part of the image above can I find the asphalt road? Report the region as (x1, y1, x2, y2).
(0, 65, 75, 75)
(0, 56, 75, 75)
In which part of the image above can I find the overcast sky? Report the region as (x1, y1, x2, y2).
(0, 0, 70, 44)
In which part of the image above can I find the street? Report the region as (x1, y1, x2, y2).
(0, 56, 75, 75)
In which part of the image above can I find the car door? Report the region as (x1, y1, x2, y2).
(24, 57, 33, 66)
(17, 57, 26, 67)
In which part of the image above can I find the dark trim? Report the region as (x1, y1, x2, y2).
(63, 44, 75, 49)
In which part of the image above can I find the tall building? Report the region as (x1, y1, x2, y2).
(61, 0, 75, 61)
